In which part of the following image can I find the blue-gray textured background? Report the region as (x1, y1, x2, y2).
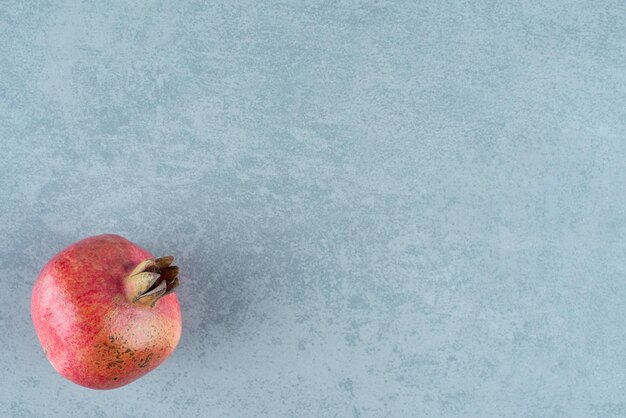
(1, 1, 625, 417)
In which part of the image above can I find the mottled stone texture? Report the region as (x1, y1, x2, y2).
(1, 0, 625, 416)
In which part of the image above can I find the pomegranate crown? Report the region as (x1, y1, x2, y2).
(124, 256, 180, 308)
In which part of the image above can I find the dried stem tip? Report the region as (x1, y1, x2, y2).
(124, 256, 180, 307)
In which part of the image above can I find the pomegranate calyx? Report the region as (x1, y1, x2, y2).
(125, 256, 180, 308)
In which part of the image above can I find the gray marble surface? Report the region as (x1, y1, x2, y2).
(1, 1, 625, 416)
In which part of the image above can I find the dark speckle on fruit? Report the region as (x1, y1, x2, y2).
(139, 353, 154, 368)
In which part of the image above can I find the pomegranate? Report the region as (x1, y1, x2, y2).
(31, 234, 182, 389)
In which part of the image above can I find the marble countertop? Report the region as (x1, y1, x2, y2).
(1, 1, 625, 416)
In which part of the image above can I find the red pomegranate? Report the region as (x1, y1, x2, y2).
(31, 234, 182, 389)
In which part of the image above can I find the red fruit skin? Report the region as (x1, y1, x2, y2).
(31, 234, 182, 390)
